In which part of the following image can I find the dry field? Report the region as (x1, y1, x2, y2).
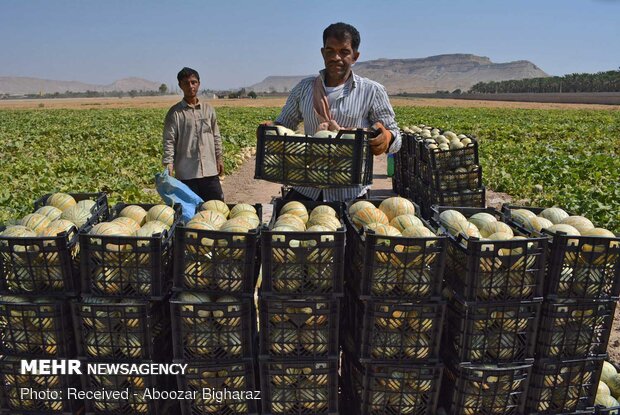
(1, 94, 620, 110)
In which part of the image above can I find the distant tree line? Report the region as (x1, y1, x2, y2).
(1, 83, 171, 100)
(469, 69, 620, 94)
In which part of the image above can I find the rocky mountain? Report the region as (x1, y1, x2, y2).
(0, 76, 161, 95)
(248, 54, 548, 94)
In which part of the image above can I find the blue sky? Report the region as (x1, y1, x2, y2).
(1, 0, 618, 90)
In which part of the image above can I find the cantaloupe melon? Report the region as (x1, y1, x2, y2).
(20, 213, 51, 233)
(119, 205, 148, 226)
(76, 199, 96, 212)
(306, 214, 341, 231)
(146, 205, 175, 227)
(201, 200, 229, 218)
(46, 193, 76, 211)
(526, 216, 554, 233)
(540, 207, 569, 224)
(310, 205, 337, 219)
(352, 207, 389, 229)
(60, 206, 91, 228)
(193, 210, 226, 229)
(280, 202, 309, 224)
(229, 203, 256, 218)
(390, 214, 423, 233)
(480, 222, 514, 238)
(468, 212, 497, 230)
(112, 217, 141, 233)
(378, 197, 415, 221)
(35, 206, 63, 222)
(561, 216, 594, 234)
(348, 200, 375, 217)
(275, 214, 306, 231)
(40, 220, 76, 237)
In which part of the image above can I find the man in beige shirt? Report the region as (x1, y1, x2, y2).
(163, 67, 225, 201)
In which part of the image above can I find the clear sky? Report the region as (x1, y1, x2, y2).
(1, 0, 618, 90)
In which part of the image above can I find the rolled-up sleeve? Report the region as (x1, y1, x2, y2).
(162, 109, 177, 165)
(369, 85, 401, 154)
(276, 82, 303, 130)
(211, 107, 223, 160)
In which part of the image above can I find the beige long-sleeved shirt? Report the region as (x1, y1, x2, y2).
(162, 99, 223, 180)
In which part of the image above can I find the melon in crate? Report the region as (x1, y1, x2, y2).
(539, 207, 569, 224)
(35, 205, 63, 222)
(201, 200, 230, 218)
(378, 197, 415, 221)
(60, 205, 91, 228)
(146, 205, 175, 227)
(352, 207, 389, 229)
(46, 192, 77, 212)
(280, 201, 309, 224)
(20, 213, 51, 234)
(119, 205, 148, 226)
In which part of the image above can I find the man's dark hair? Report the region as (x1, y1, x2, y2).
(177, 67, 200, 82)
(323, 22, 360, 51)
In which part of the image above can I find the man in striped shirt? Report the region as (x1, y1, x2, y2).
(272, 22, 401, 202)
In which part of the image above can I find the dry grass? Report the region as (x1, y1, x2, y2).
(1, 94, 619, 111)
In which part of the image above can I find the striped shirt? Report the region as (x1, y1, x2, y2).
(276, 70, 401, 202)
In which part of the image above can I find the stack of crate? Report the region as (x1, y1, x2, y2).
(342, 199, 447, 414)
(0, 192, 107, 414)
(259, 198, 345, 415)
(431, 206, 548, 415)
(502, 204, 620, 415)
(400, 129, 484, 220)
(75, 202, 181, 414)
(171, 203, 262, 415)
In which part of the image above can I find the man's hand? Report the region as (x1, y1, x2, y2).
(166, 163, 174, 176)
(217, 159, 225, 177)
(369, 122, 391, 156)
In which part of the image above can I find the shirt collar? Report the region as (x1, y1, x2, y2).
(319, 69, 357, 96)
(181, 98, 201, 109)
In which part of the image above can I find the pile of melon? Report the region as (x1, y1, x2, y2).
(438, 209, 527, 252)
(597, 361, 620, 409)
(88, 204, 176, 245)
(266, 125, 355, 139)
(403, 125, 477, 152)
(271, 201, 341, 234)
(0, 192, 99, 241)
(509, 206, 617, 248)
(185, 200, 260, 239)
(348, 197, 436, 243)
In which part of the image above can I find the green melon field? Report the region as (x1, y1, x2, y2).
(0, 106, 618, 231)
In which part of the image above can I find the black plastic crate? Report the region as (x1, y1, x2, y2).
(536, 300, 615, 359)
(419, 160, 483, 192)
(345, 199, 446, 301)
(419, 136, 479, 171)
(0, 356, 82, 414)
(526, 357, 604, 414)
(431, 205, 547, 302)
(502, 204, 620, 300)
(82, 360, 175, 414)
(73, 296, 171, 361)
(405, 133, 423, 184)
(442, 293, 541, 364)
(80, 203, 181, 300)
(342, 352, 443, 415)
(342, 291, 445, 363)
(0, 192, 108, 297)
(171, 293, 255, 361)
(255, 125, 375, 187)
(414, 179, 486, 220)
(440, 359, 532, 415)
(177, 359, 259, 415)
(259, 297, 339, 359)
(259, 358, 339, 415)
(0, 296, 74, 357)
(261, 199, 345, 297)
(173, 204, 262, 297)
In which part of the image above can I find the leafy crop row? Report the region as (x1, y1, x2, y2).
(0, 106, 617, 232)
